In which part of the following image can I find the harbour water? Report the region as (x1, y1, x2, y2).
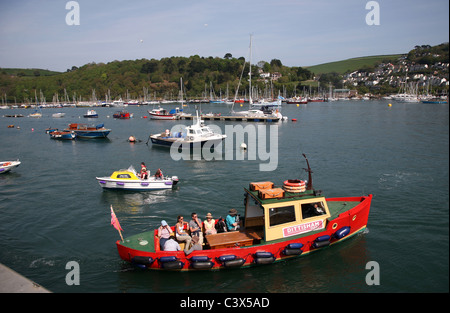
(0, 100, 448, 293)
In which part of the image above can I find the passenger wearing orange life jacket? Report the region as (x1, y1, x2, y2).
(140, 162, 149, 179)
(155, 168, 163, 179)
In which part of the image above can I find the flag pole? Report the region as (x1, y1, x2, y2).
(118, 226, 124, 243)
(111, 205, 124, 242)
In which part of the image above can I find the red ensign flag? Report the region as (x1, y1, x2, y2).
(110, 205, 123, 231)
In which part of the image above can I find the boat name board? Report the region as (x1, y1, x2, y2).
(282, 220, 324, 237)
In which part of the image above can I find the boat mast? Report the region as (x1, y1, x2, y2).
(180, 77, 183, 104)
(249, 34, 253, 105)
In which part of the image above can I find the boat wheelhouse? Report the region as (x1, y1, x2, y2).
(115, 155, 372, 271)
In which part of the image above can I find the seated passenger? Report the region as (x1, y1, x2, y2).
(204, 213, 217, 235)
(184, 235, 202, 256)
(226, 209, 240, 231)
(189, 213, 203, 245)
(215, 217, 227, 233)
(157, 220, 174, 250)
(164, 235, 181, 252)
(140, 162, 149, 179)
(155, 168, 163, 179)
(175, 215, 192, 252)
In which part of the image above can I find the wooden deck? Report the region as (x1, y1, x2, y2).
(205, 230, 262, 249)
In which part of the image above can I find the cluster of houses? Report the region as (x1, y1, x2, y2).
(258, 70, 282, 82)
(342, 57, 449, 88)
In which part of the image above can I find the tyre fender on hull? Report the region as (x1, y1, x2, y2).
(283, 242, 304, 255)
(188, 256, 211, 263)
(334, 226, 351, 239)
(253, 252, 276, 264)
(217, 255, 246, 268)
(217, 255, 237, 262)
(312, 235, 331, 249)
(132, 256, 154, 265)
(188, 256, 214, 269)
(223, 258, 246, 268)
(161, 260, 185, 269)
(159, 256, 184, 269)
(190, 261, 215, 269)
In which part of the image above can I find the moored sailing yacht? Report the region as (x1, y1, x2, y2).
(230, 35, 285, 120)
(148, 78, 191, 119)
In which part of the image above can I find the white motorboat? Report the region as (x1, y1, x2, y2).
(83, 109, 98, 118)
(0, 160, 21, 174)
(232, 106, 283, 120)
(251, 97, 283, 107)
(111, 99, 126, 107)
(28, 110, 42, 118)
(96, 166, 179, 190)
(148, 107, 189, 120)
(148, 107, 177, 120)
(149, 111, 226, 148)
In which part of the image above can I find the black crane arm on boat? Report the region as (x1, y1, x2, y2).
(302, 153, 313, 191)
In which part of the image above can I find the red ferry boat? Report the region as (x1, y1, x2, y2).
(115, 155, 372, 270)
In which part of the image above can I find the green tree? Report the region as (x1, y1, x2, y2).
(297, 67, 312, 81)
(141, 60, 159, 73)
(270, 59, 282, 69)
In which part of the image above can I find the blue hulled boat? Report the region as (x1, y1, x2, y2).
(49, 130, 76, 140)
(65, 123, 111, 139)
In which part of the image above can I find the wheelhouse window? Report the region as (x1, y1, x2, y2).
(301, 201, 326, 219)
(117, 174, 131, 178)
(201, 127, 212, 134)
(269, 205, 296, 227)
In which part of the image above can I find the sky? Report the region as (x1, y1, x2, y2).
(0, 0, 448, 72)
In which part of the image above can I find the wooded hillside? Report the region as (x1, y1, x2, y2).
(0, 55, 312, 103)
(1, 42, 447, 103)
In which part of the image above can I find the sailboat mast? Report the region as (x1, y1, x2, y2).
(180, 77, 183, 103)
(249, 34, 253, 105)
